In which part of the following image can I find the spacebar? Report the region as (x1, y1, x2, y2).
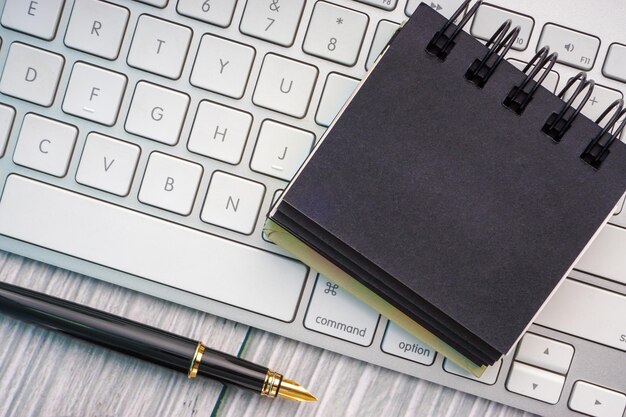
(535, 279, 626, 352)
(0, 175, 307, 321)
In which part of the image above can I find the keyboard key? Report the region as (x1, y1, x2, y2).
(315, 73, 359, 127)
(514, 333, 573, 374)
(304, 275, 380, 346)
(380, 321, 436, 366)
(506, 362, 565, 404)
(537, 24, 600, 70)
(564, 83, 623, 122)
(0, 105, 16, 157)
(190, 34, 255, 99)
(64, 0, 130, 60)
(62, 62, 127, 126)
(366, 20, 400, 70)
(250, 120, 314, 181)
(355, 0, 398, 11)
(200, 171, 265, 235)
(303, 2, 368, 66)
(0, 175, 307, 322)
(603, 43, 626, 84)
(187, 101, 253, 165)
(125, 81, 190, 145)
(0, 43, 64, 107)
(13, 113, 78, 177)
(509, 59, 560, 93)
(535, 279, 626, 352)
(575, 224, 626, 285)
(612, 197, 626, 225)
(139, 152, 203, 215)
(127, 15, 192, 79)
(262, 189, 283, 243)
(569, 381, 626, 417)
(443, 358, 502, 385)
(76, 133, 141, 196)
(470, 4, 534, 51)
(613, 194, 626, 216)
(253, 54, 318, 118)
(406, 0, 465, 20)
(239, 0, 305, 47)
(177, 0, 238, 28)
(1, 0, 64, 40)
(135, 0, 168, 7)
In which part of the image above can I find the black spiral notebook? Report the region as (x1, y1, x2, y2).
(266, 1, 626, 374)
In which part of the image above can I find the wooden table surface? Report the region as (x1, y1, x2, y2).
(0, 251, 537, 417)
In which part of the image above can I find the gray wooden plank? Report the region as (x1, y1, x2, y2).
(0, 251, 535, 417)
(216, 329, 537, 417)
(0, 251, 248, 417)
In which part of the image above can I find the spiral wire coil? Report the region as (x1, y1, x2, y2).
(426, 0, 623, 169)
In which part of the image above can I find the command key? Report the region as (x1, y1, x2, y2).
(304, 275, 380, 346)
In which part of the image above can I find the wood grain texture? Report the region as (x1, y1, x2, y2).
(0, 251, 536, 417)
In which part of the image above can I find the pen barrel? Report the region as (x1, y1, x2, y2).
(198, 348, 269, 392)
(0, 282, 196, 373)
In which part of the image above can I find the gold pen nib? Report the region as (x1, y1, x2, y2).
(262, 370, 318, 402)
(277, 378, 317, 401)
(277, 378, 318, 402)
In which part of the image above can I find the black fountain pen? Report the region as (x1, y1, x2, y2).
(0, 281, 316, 402)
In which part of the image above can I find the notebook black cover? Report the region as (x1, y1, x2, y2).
(270, 4, 626, 363)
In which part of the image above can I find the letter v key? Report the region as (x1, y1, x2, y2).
(76, 133, 140, 196)
(104, 157, 115, 172)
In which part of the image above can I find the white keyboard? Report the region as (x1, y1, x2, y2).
(0, 1, 625, 416)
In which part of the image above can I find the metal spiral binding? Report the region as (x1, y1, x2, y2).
(426, 0, 482, 61)
(581, 100, 626, 168)
(465, 20, 521, 87)
(428, 0, 624, 168)
(542, 72, 595, 142)
(503, 47, 558, 114)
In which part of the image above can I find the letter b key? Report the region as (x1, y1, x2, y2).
(139, 153, 203, 216)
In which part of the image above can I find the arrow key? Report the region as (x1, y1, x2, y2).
(506, 362, 565, 404)
(569, 381, 626, 417)
(515, 333, 574, 374)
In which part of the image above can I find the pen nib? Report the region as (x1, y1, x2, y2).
(277, 378, 318, 402)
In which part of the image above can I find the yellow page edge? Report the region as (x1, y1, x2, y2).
(264, 218, 487, 378)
